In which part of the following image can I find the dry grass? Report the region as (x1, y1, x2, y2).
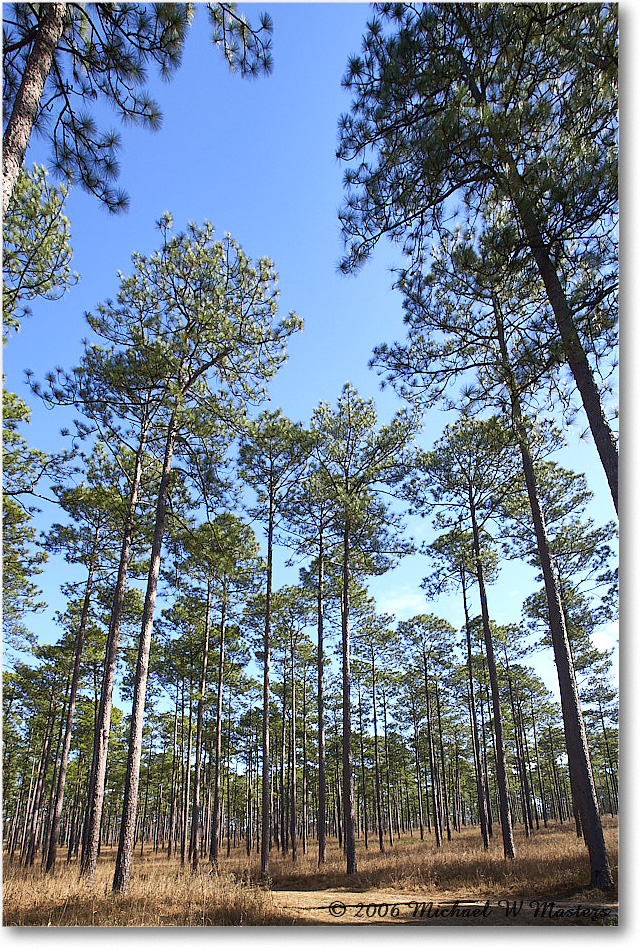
(226, 817, 618, 900)
(3, 818, 617, 926)
(2, 849, 296, 926)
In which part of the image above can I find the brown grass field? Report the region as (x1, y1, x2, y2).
(2, 817, 618, 927)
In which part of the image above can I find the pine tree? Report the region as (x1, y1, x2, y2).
(2, 163, 77, 337)
(111, 219, 300, 894)
(3, 4, 274, 214)
(311, 384, 417, 873)
(338, 3, 618, 510)
(238, 411, 310, 878)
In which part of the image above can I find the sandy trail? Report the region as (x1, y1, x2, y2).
(270, 888, 618, 926)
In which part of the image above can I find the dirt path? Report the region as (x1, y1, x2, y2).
(271, 888, 618, 926)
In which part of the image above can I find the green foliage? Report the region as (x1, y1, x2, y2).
(2, 164, 77, 337)
(338, 3, 616, 277)
(3, 3, 272, 211)
(311, 382, 418, 570)
(2, 389, 48, 650)
(208, 3, 273, 76)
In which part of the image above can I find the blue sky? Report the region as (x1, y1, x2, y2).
(4, 1, 621, 701)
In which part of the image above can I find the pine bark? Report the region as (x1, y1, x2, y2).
(209, 597, 226, 866)
(113, 414, 177, 893)
(191, 579, 211, 871)
(462, 568, 490, 848)
(494, 297, 613, 887)
(341, 522, 358, 874)
(370, 645, 385, 853)
(514, 191, 618, 514)
(260, 491, 274, 878)
(316, 533, 327, 865)
(45, 530, 99, 871)
(2, 3, 66, 215)
(469, 492, 516, 859)
(81, 429, 147, 880)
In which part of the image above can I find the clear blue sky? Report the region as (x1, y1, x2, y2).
(4, 1, 622, 703)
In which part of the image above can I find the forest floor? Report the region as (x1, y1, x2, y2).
(3, 817, 618, 927)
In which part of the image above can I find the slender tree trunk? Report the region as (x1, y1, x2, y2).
(46, 529, 100, 872)
(357, 681, 368, 850)
(435, 683, 452, 842)
(167, 684, 179, 859)
(191, 579, 211, 871)
(41, 676, 71, 866)
(81, 427, 147, 881)
(316, 533, 327, 865)
(341, 522, 357, 874)
(260, 492, 274, 878)
(246, 718, 253, 857)
(2, 3, 66, 215)
(23, 704, 55, 865)
(210, 594, 226, 866)
(113, 413, 177, 894)
(598, 699, 618, 808)
(530, 694, 548, 828)
(280, 660, 287, 853)
(462, 568, 489, 848)
(382, 687, 394, 847)
(370, 646, 385, 853)
(302, 667, 308, 855)
(506, 672, 530, 835)
(469, 490, 515, 859)
(290, 625, 297, 862)
(421, 652, 441, 848)
(518, 430, 612, 884)
(410, 700, 424, 841)
(139, 734, 153, 856)
(181, 675, 193, 863)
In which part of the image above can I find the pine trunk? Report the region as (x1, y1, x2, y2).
(260, 493, 274, 878)
(81, 428, 147, 880)
(113, 414, 177, 893)
(2, 3, 66, 215)
(316, 533, 327, 865)
(341, 522, 358, 874)
(469, 492, 515, 859)
(494, 297, 613, 887)
(46, 533, 99, 871)
(209, 596, 226, 866)
(191, 579, 211, 871)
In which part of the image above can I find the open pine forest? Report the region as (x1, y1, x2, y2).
(3, 2, 618, 927)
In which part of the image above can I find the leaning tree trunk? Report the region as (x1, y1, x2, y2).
(459, 61, 618, 514)
(2, 3, 66, 215)
(494, 296, 614, 888)
(113, 413, 177, 894)
(469, 491, 515, 860)
(517, 425, 613, 886)
(81, 426, 147, 881)
(341, 521, 358, 874)
(514, 190, 618, 515)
